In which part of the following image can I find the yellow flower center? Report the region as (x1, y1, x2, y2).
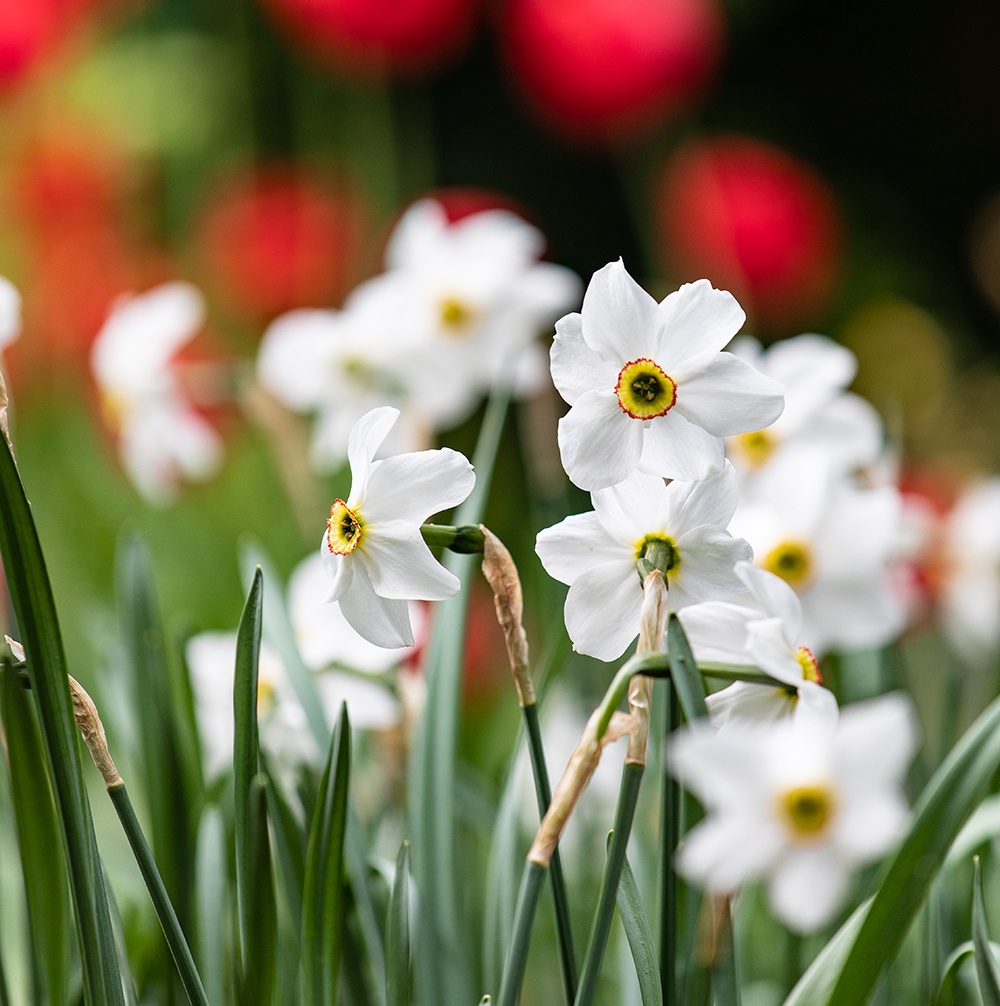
(327, 499, 363, 555)
(780, 784, 835, 839)
(795, 646, 822, 684)
(257, 678, 276, 717)
(762, 541, 814, 589)
(635, 533, 680, 573)
(439, 297, 475, 335)
(734, 428, 778, 469)
(615, 358, 677, 419)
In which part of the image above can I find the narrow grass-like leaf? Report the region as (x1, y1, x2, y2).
(107, 783, 211, 1006)
(102, 864, 138, 1006)
(302, 703, 351, 1006)
(496, 860, 547, 1006)
(386, 841, 411, 1006)
(262, 751, 306, 931)
(0, 427, 117, 1006)
(826, 691, 1000, 1006)
(90, 819, 126, 1006)
(345, 816, 387, 1006)
(243, 775, 277, 1006)
(665, 616, 707, 723)
(709, 899, 740, 1006)
(234, 566, 264, 971)
(658, 680, 679, 1006)
(411, 380, 511, 1006)
(576, 761, 645, 1006)
(115, 536, 191, 913)
(617, 856, 662, 1006)
(973, 856, 1000, 1006)
(0, 663, 70, 1006)
(933, 942, 973, 1006)
(195, 804, 227, 1006)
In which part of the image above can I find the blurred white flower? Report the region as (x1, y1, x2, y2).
(322, 406, 475, 648)
(0, 276, 22, 352)
(535, 462, 751, 661)
(90, 282, 223, 506)
(256, 307, 427, 473)
(939, 478, 1000, 664)
(549, 260, 784, 490)
(677, 561, 838, 729)
(671, 692, 917, 933)
(345, 198, 581, 431)
(730, 446, 904, 655)
(288, 549, 425, 672)
(726, 334, 882, 480)
(185, 630, 401, 783)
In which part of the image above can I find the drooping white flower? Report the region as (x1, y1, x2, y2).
(321, 406, 475, 648)
(535, 462, 752, 661)
(549, 259, 784, 490)
(730, 445, 904, 656)
(256, 307, 426, 473)
(288, 550, 425, 673)
(185, 630, 401, 783)
(0, 276, 22, 352)
(345, 198, 581, 430)
(725, 334, 883, 479)
(670, 693, 917, 933)
(90, 282, 223, 506)
(677, 562, 838, 729)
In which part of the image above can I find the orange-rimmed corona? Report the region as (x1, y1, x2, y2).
(795, 646, 822, 684)
(327, 499, 363, 554)
(615, 357, 677, 419)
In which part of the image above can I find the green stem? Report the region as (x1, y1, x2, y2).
(784, 932, 802, 997)
(659, 682, 680, 1005)
(496, 861, 547, 1006)
(523, 702, 577, 1004)
(419, 524, 486, 554)
(107, 784, 211, 1006)
(574, 761, 645, 1006)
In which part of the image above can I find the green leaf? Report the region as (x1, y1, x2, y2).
(617, 856, 662, 1006)
(946, 793, 1000, 869)
(234, 566, 264, 971)
(195, 804, 227, 1006)
(102, 863, 139, 1006)
(409, 380, 511, 1006)
(115, 535, 192, 913)
(1, 663, 70, 1006)
(0, 422, 119, 1006)
(302, 703, 352, 1006)
(933, 942, 973, 1006)
(242, 774, 277, 1006)
(386, 841, 411, 1006)
(666, 615, 707, 723)
(261, 750, 306, 932)
(89, 818, 126, 1006)
(826, 690, 1000, 1006)
(973, 856, 1000, 1006)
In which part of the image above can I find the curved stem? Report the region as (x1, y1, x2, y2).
(496, 861, 548, 1006)
(420, 523, 486, 554)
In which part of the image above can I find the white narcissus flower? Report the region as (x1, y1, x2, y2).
(730, 445, 904, 656)
(670, 693, 918, 933)
(549, 259, 784, 490)
(535, 462, 752, 661)
(677, 562, 838, 729)
(0, 276, 22, 352)
(726, 334, 883, 479)
(90, 282, 223, 506)
(345, 198, 581, 431)
(322, 406, 475, 648)
(256, 307, 427, 473)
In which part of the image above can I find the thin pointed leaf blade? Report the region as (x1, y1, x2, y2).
(195, 804, 227, 1006)
(666, 615, 707, 723)
(933, 942, 974, 1006)
(0, 426, 116, 1005)
(386, 841, 411, 1006)
(242, 775, 277, 1006)
(617, 856, 662, 1006)
(973, 857, 1000, 1006)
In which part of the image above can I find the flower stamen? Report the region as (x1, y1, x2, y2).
(615, 358, 677, 420)
(780, 784, 835, 840)
(439, 297, 475, 335)
(327, 499, 363, 555)
(763, 541, 813, 588)
(734, 428, 778, 469)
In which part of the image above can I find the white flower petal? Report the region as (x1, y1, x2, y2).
(0, 276, 21, 350)
(677, 811, 784, 892)
(580, 259, 660, 364)
(668, 526, 752, 609)
(834, 790, 909, 861)
(564, 560, 643, 660)
(676, 601, 758, 664)
(744, 618, 802, 686)
(257, 308, 346, 410)
(706, 682, 800, 729)
(663, 461, 740, 536)
(363, 448, 475, 525)
(671, 352, 785, 437)
(550, 312, 618, 406)
(338, 561, 415, 648)
(558, 390, 644, 490)
(360, 523, 460, 601)
(347, 407, 400, 505)
(768, 847, 852, 934)
(591, 471, 671, 545)
(385, 198, 449, 268)
(832, 693, 918, 793)
(321, 541, 353, 602)
(736, 562, 802, 643)
(793, 681, 840, 732)
(535, 512, 629, 584)
(316, 671, 402, 730)
(799, 576, 904, 654)
(655, 280, 746, 372)
(638, 410, 725, 482)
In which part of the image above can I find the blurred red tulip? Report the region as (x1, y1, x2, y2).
(429, 185, 529, 224)
(500, 0, 724, 142)
(260, 0, 476, 76)
(194, 166, 365, 321)
(656, 135, 843, 334)
(0, 0, 91, 89)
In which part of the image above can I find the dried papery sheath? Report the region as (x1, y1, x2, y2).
(67, 675, 122, 789)
(528, 708, 637, 867)
(627, 568, 667, 765)
(480, 525, 534, 706)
